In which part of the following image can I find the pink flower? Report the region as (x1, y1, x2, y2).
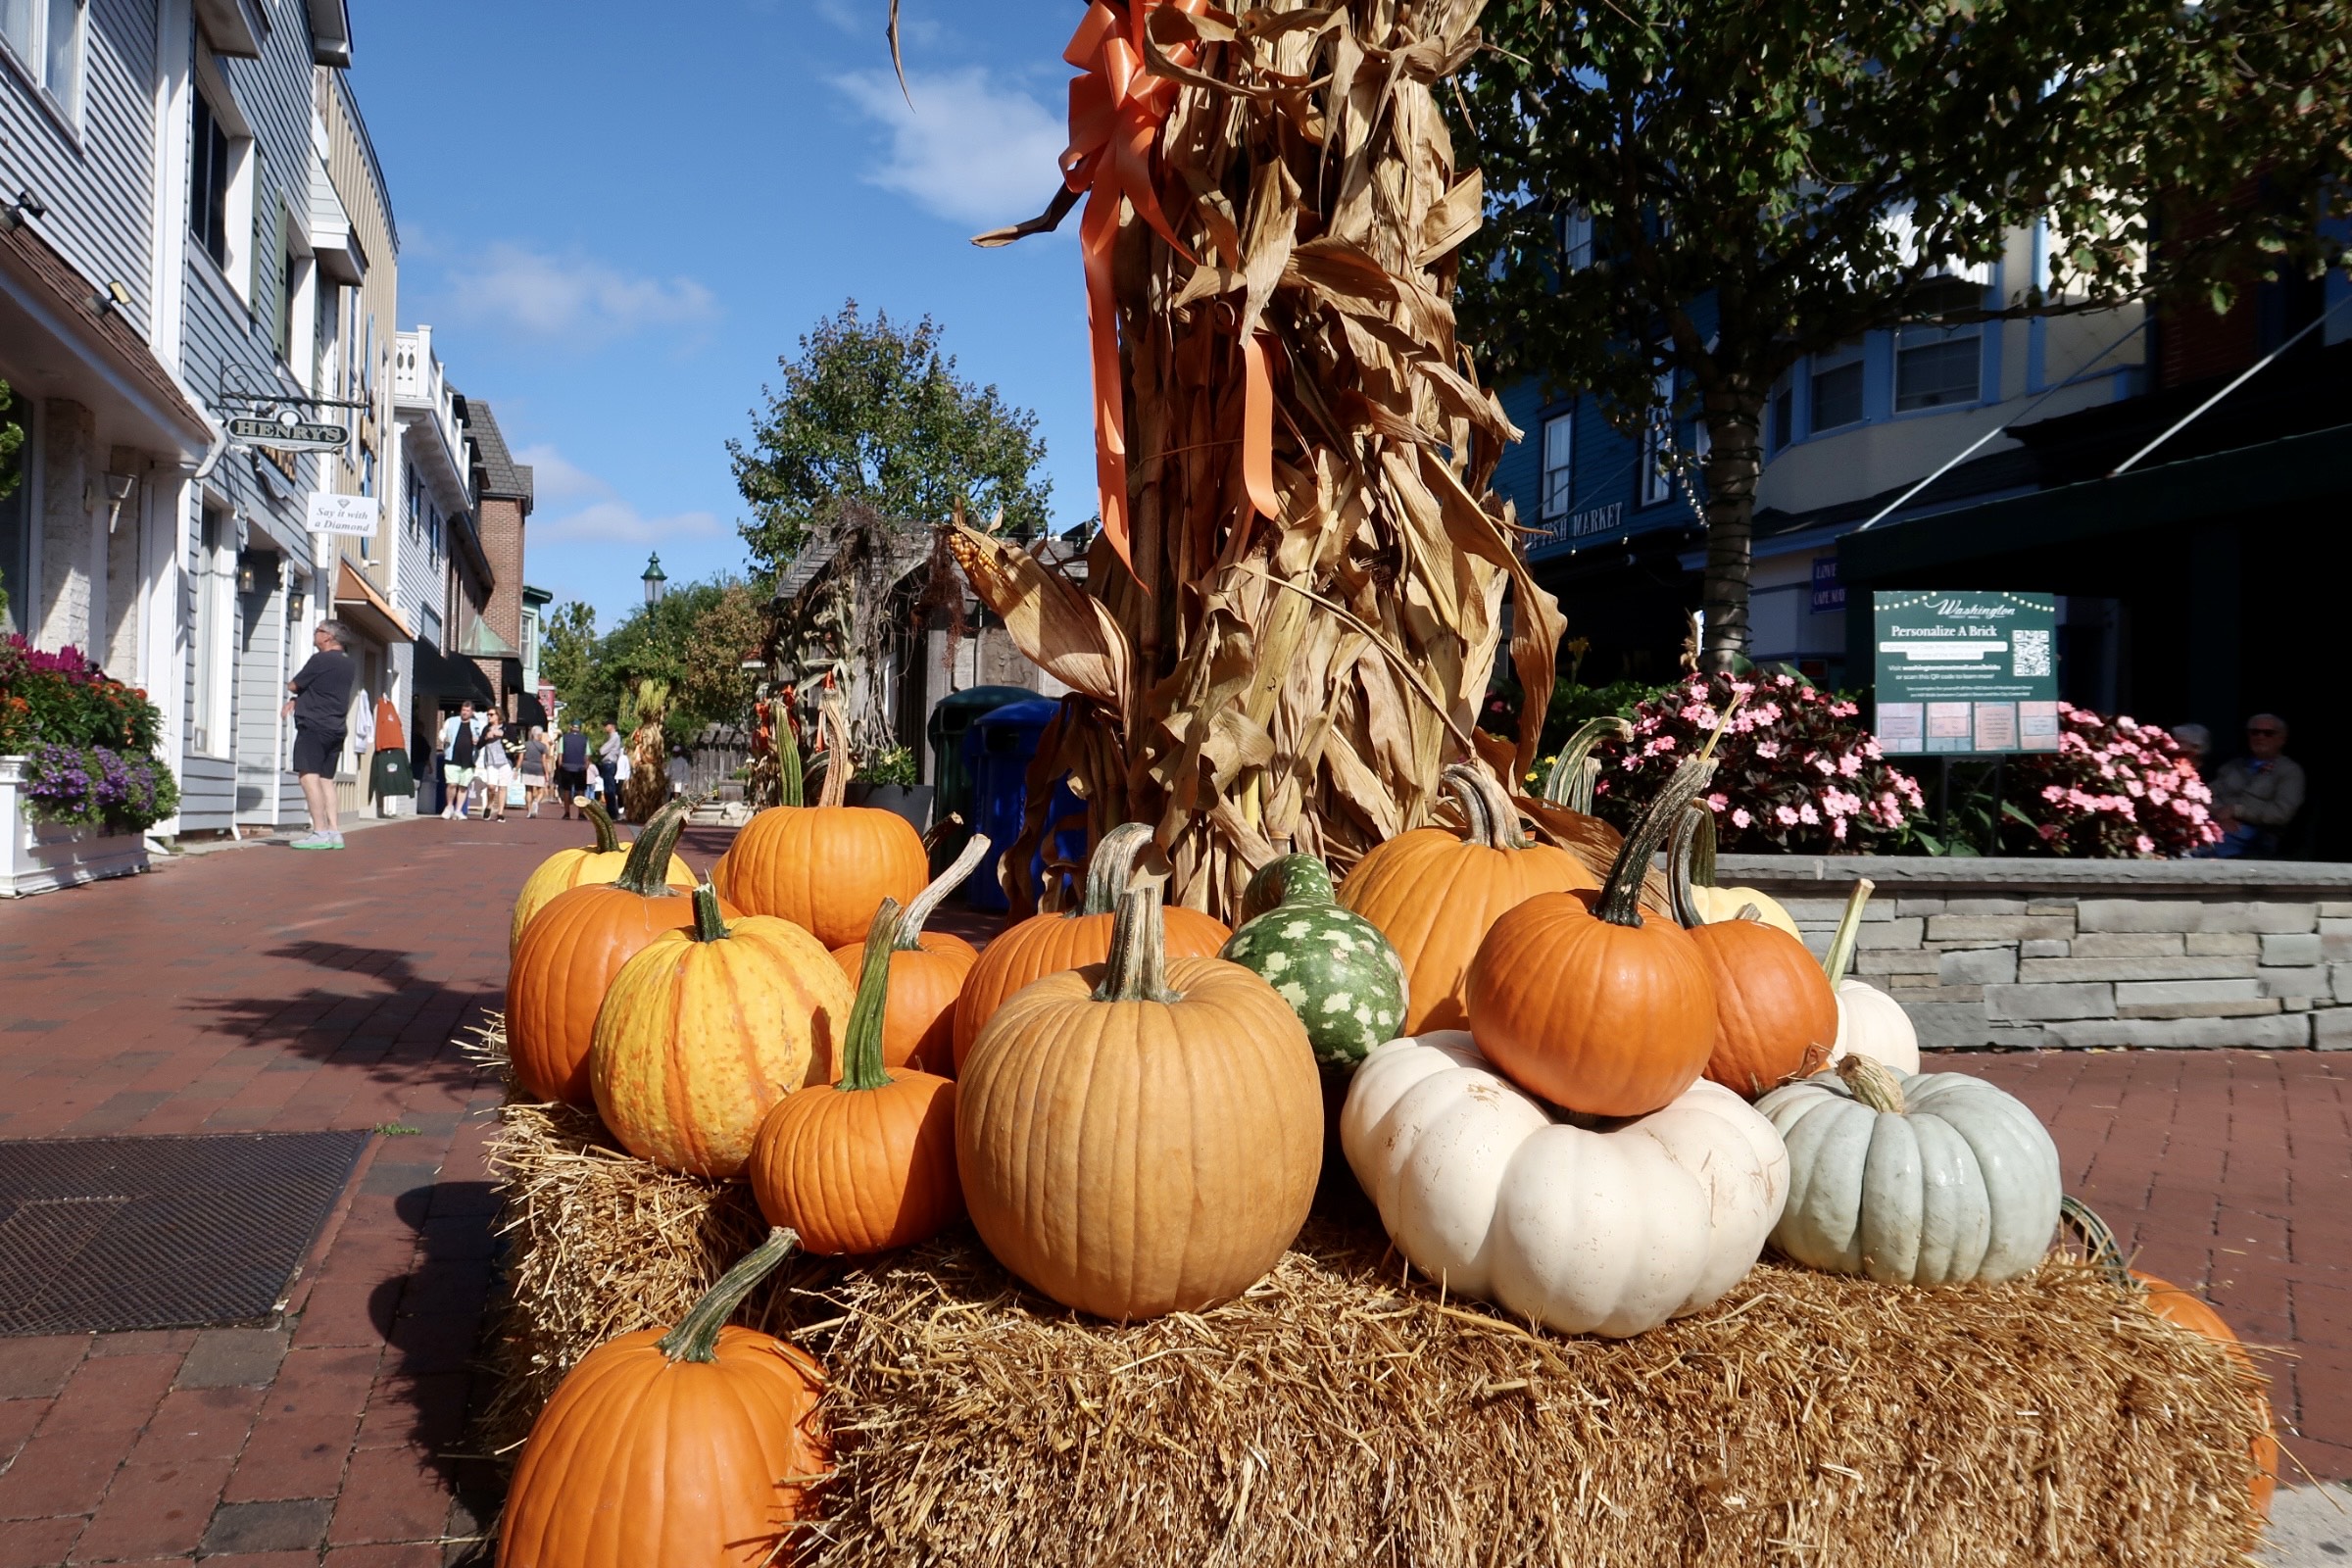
(1754, 740, 1780, 759)
(1775, 805, 1800, 826)
(1732, 807, 1752, 828)
(2133, 835, 2155, 855)
(1838, 753, 1862, 777)
(1797, 802, 1821, 826)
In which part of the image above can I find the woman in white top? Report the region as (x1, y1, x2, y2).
(473, 715, 514, 823)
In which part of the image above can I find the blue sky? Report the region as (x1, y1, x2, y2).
(348, 0, 1095, 631)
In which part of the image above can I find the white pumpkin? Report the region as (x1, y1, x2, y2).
(1340, 1032, 1789, 1338)
(1829, 978, 1922, 1073)
(1756, 1054, 2061, 1287)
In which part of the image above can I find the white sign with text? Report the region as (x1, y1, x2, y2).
(306, 491, 379, 537)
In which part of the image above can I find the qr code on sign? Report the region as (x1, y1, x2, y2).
(2012, 629, 2051, 678)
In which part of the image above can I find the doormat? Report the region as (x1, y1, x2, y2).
(0, 1130, 371, 1335)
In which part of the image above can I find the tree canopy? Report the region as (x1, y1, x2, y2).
(1454, 0, 2352, 666)
(729, 302, 1054, 580)
(536, 580, 768, 744)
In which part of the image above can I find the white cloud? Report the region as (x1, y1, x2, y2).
(437, 243, 717, 341)
(514, 443, 724, 546)
(834, 67, 1065, 229)
(512, 443, 612, 505)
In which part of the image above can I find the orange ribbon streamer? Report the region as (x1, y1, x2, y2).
(1060, 0, 1206, 576)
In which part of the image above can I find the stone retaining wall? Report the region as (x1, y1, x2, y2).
(1712, 857, 2352, 1050)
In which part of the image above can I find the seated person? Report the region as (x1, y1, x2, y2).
(2201, 713, 2305, 858)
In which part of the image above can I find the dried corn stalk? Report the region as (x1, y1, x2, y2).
(957, 0, 1565, 920)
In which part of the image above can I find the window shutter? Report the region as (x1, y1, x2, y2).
(253, 179, 278, 336)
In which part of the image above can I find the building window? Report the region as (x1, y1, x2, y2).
(0, 388, 28, 637)
(1640, 370, 1677, 507)
(1539, 412, 1574, 519)
(1559, 208, 1592, 271)
(189, 80, 255, 281)
(1, 0, 84, 119)
(192, 508, 229, 756)
(1809, 340, 1865, 432)
(1768, 373, 1793, 455)
(1894, 323, 1982, 411)
(420, 606, 442, 651)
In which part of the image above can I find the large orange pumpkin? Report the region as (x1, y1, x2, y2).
(1340, 763, 1599, 1033)
(712, 695, 928, 948)
(1466, 755, 1721, 1116)
(828, 833, 990, 1076)
(508, 802, 735, 1106)
(950, 822, 1229, 1071)
(750, 900, 964, 1255)
(497, 1227, 828, 1568)
(590, 883, 855, 1178)
(509, 802, 696, 956)
(2061, 1198, 2278, 1517)
(1668, 805, 1837, 1098)
(957, 886, 1322, 1321)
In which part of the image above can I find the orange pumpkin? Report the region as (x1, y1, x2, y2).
(1466, 755, 1721, 1116)
(712, 694, 928, 948)
(828, 833, 990, 1076)
(509, 801, 696, 956)
(590, 883, 855, 1178)
(1668, 804, 1838, 1098)
(1341, 763, 1599, 1034)
(2061, 1198, 2278, 1516)
(958, 886, 1322, 1321)
(950, 822, 1229, 1071)
(508, 802, 736, 1106)
(749, 900, 964, 1255)
(497, 1228, 828, 1568)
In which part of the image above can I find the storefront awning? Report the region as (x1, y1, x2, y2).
(334, 562, 413, 645)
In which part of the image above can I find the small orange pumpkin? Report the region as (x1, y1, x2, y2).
(508, 802, 736, 1106)
(828, 833, 990, 1076)
(950, 822, 1230, 1071)
(509, 801, 695, 956)
(1668, 804, 1838, 1098)
(1341, 763, 1600, 1034)
(590, 882, 855, 1178)
(1466, 755, 1721, 1116)
(712, 694, 929, 948)
(749, 900, 964, 1255)
(497, 1227, 828, 1568)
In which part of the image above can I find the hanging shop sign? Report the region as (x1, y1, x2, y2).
(1873, 590, 2059, 756)
(306, 491, 378, 536)
(227, 414, 349, 452)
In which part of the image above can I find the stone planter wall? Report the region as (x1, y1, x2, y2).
(0, 756, 152, 898)
(1714, 856, 2352, 1051)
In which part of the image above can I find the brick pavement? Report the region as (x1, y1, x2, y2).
(0, 821, 2342, 1567)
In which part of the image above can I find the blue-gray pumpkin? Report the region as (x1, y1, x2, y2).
(1221, 856, 1408, 1071)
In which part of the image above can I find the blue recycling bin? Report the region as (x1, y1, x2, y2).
(961, 700, 1089, 912)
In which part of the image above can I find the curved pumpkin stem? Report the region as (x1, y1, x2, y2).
(1822, 878, 1876, 987)
(614, 800, 692, 898)
(1836, 1051, 1908, 1114)
(816, 692, 854, 809)
(1665, 803, 1708, 931)
(839, 900, 903, 1092)
(1594, 754, 1716, 927)
(1442, 763, 1530, 852)
(775, 704, 805, 808)
(656, 1226, 801, 1365)
(1238, 853, 1335, 924)
(2058, 1195, 2144, 1296)
(1095, 885, 1178, 1004)
(580, 799, 619, 855)
(689, 880, 730, 944)
(1541, 716, 1632, 811)
(899, 834, 991, 951)
(1079, 822, 1159, 917)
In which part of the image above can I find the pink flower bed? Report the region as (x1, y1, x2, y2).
(2002, 703, 2219, 858)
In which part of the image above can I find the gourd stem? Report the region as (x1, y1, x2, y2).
(1240, 854, 1335, 923)
(613, 800, 691, 898)
(816, 693, 854, 809)
(2058, 1195, 2144, 1296)
(900, 835, 992, 949)
(1666, 803, 1705, 930)
(1542, 716, 1633, 809)
(656, 1226, 801, 1364)
(839, 901, 903, 1092)
(775, 705, 804, 808)
(1595, 754, 1717, 927)
(1095, 885, 1178, 1003)
(1822, 878, 1876, 987)
(1837, 1051, 1908, 1114)
(689, 880, 729, 943)
(1442, 763, 1529, 851)
(580, 800, 619, 855)
(1079, 823, 1159, 916)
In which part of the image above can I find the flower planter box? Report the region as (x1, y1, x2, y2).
(0, 755, 150, 898)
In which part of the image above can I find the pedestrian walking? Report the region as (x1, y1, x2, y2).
(520, 727, 550, 817)
(612, 741, 633, 824)
(553, 722, 592, 819)
(281, 619, 355, 850)
(596, 721, 623, 814)
(439, 701, 484, 820)
(666, 746, 691, 802)
(474, 714, 514, 822)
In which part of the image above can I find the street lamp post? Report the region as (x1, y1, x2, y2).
(642, 553, 667, 606)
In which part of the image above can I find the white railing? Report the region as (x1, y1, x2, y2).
(393, 327, 466, 485)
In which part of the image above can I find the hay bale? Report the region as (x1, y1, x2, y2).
(476, 1026, 2270, 1567)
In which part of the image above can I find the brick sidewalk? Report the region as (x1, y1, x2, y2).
(0, 823, 2341, 1566)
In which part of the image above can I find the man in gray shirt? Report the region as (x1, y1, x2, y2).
(2203, 713, 2306, 858)
(281, 619, 355, 850)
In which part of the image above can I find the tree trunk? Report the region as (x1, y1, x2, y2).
(1697, 383, 1767, 674)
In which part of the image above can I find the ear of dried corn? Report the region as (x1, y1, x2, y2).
(956, 0, 1567, 919)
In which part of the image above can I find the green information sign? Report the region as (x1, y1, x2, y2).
(1873, 590, 2060, 756)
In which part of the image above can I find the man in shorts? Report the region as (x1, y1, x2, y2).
(281, 619, 355, 850)
(553, 722, 593, 819)
(439, 701, 483, 819)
